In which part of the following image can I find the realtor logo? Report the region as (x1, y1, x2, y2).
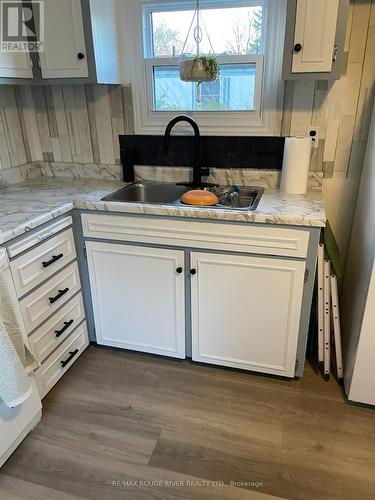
(1, 1, 44, 52)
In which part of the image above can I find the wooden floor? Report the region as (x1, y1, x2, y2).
(1, 346, 375, 500)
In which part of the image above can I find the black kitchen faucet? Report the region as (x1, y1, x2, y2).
(164, 115, 212, 188)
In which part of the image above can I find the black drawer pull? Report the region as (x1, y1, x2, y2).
(55, 319, 74, 338)
(61, 349, 78, 368)
(42, 254, 64, 268)
(49, 288, 69, 304)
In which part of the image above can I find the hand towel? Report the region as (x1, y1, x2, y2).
(0, 271, 39, 408)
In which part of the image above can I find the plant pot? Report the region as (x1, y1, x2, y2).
(179, 59, 215, 82)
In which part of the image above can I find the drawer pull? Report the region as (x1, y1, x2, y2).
(55, 319, 74, 338)
(42, 253, 64, 268)
(61, 349, 79, 368)
(49, 288, 69, 304)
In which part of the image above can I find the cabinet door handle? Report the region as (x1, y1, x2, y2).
(61, 349, 79, 368)
(49, 287, 69, 304)
(77, 52, 85, 60)
(176, 267, 183, 274)
(55, 319, 74, 338)
(294, 43, 302, 53)
(190, 268, 197, 275)
(42, 253, 63, 268)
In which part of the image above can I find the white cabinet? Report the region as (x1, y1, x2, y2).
(10, 228, 77, 297)
(6, 216, 88, 399)
(34, 321, 89, 399)
(86, 242, 186, 359)
(0, 52, 33, 79)
(19, 261, 81, 334)
(38, 0, 88, 79)
(0, 0, 123, 83)
(283, 0, 349, 80)
(82, 214, 315, 378)
(190, 252, 306, 377)
(292, 0, 339, 73)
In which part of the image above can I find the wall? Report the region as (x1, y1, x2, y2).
(341, 103, 375, 400)
(0, 0, 373, 262)
(0, 84, 133, 170)
(281, 0, 375, 262)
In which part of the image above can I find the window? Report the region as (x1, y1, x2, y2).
(152, 62, 257, 111)
(125, 0, 286, 134)
(144, 1, 264, 113)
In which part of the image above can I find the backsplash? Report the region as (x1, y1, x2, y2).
(120, 135, 285, 182)
(0, 161, 322, 193)
(133, 166, 322, 191)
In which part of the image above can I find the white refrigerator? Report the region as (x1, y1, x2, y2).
(342, 102, 375, 405)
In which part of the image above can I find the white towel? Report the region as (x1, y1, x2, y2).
(0, 271, 39, 408)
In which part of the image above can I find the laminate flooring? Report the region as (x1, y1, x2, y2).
(1, 345, 374, 500)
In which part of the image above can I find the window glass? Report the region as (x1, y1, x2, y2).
(153, 63, 256, 111)
(151, 6, 264, 57)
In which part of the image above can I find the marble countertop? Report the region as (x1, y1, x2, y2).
(0, 178, 326, 243)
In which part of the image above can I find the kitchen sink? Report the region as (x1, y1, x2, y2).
(102, 182, 264, 211)
(102, 182, 189, 204)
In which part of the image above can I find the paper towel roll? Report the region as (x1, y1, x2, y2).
(280, 137, 312, 194)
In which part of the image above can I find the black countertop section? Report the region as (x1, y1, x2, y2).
(120, 135, 285, 182)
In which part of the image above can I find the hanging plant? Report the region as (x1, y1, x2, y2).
(179, 54, 220, 83)
(178, 0, 220, 92)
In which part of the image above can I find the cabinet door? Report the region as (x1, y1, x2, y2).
(86, 242, 185, 359)
(292, 0, 339, 73)
(0, 52, 32, 78)
(39, 0, 88, 78)
(191, 252, 306, 377)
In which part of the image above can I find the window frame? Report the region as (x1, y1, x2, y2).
(125, 0, 286, 135)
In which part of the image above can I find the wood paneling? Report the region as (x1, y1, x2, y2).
(1, 346, 375, 500)
(282, 0, 375, 180)
(0, 84, 133, 171)
(0, 0, 373, 184)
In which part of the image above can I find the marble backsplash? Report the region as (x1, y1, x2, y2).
(0, 163, 43, 187)
(0, 161, 323, 191)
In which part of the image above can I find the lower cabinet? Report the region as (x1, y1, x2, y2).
(86, 242, 186, 358)
(190, 252, 306, 377)
(85, 240, 307, 377)
(35, 321, 89, 399)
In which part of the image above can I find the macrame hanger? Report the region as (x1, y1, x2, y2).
(179, 0, 216, 104)
(194, 0, 202, 56)
(194, 0, 203, 102)
(179, 10, 196, 59)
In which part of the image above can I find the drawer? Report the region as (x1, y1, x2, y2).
(19, 262, 81, 334)
(7, 216, 73, 258)
(10, 228, 76, 297)
(29, 293, 85, 362)
(82, 214, 310, 258)
(35, 321, 89, 399)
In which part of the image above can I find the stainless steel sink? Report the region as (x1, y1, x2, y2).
(102, 182, 189, 204)
(102, 182, 264, 211)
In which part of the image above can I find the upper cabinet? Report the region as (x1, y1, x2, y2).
(283, 0, 349, 80)
(39, 0, 88, 79)
(0, 0, 123, 84)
